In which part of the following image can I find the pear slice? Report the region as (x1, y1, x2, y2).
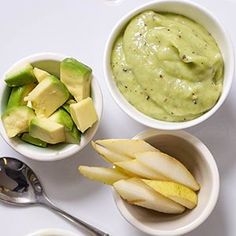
(136, 152, 200, 191)
(113, 178, 185, 214)
(115, 159, 167, 180)
(142, 180, 198, 209)
(78, 166, 129, 185)
(92, 141, 131, 163)
(95, 139, 158, 157)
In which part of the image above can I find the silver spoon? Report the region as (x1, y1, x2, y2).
(0, 157, 109, 236)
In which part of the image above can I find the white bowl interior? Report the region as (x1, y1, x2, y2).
(104, 0, 234, 130)
(0, 53, 103, 161)
(114, 129, 219, 235)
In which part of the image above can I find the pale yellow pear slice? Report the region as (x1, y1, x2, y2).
(115, 159, 167, 180)
(113, 178, 185, 214)
(78, 166, 129, 185)
(95, 139, 158, 157)
(142, 180, 197, 209)
(136, 152, 200, 191)
(91, 141, 131, 163)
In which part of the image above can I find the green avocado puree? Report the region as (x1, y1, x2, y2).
(111, 11, 224, 121)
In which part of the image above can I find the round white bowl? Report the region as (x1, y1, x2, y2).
(0, 53, 103, 161)
(26, 228, 80, 236)
(113, 129, 220, 235)
(104, 0, 234, 130)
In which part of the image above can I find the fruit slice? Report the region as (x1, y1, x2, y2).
(115, 159, 167, 180)
(61, 58, 92, 102)
(7, 83, 35, 109)
(136, 152, 200, 191)
(70, 97, 98, 133)
(21, 133, 47, 148)
(79, 166, 129, 185)
(1, 106, 35, 138)
(25, 76, 69, 117)
(33, 67, 51, 82)
(62, 99, 76, 114)
(113, 178, 185, 214)
(29, 117, 65, 144)
(5, 63, 36, 87)
(92, 141, 131, 163)
(95, 139, 158, 157)
(142, 180, 197, 209)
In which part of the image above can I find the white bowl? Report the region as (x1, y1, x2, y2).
(104, 0, 234, 130)
(26, 228, 81, 236)
(0, 53, 103, 161)
(113, 129, 219, 235)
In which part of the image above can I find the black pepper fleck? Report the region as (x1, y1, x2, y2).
(146, 96, 150, 100)
(160, 74, 163, 78)
(123, 68, 128, 72)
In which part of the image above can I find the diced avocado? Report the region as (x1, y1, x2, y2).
(25, 76, 70, 117)
(65, 125, 81, 144)
(5, 63, 37, 87)
(1, 106, 35, 138)
(33, 67, 51, 82)
(29, 117, 65, 144)
(49, 108, 73, 131)
(62, 99, 76, 114)
(7, 83, 35, 109)
(49, 108, 80, 144)
(21, 133, 47, 148)
(60, 58, 92, 102)
(70, 97, 98, 133)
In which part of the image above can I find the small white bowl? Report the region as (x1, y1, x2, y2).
(0, 53, 103, 161)
(104, 0, 234, 130)
(26, 228, 80, 236)
(113, 129, 220, 235)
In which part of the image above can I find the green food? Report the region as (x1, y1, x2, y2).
(5, 63, 37, 87)
(62, 99, 76, 114)
(26, 76, 70, 117)
(29, 117, 65, 144)
(65, 125, 81, 144)
(2, 106, 35, 138)
(7, 84, 35, 109)
(61, 58, 92, 102)
(33, 67, 51, 82)
(111, 11, 224, 121)
(21, 133, 47, 148)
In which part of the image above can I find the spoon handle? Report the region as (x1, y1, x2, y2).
(40, 195, 109, 236)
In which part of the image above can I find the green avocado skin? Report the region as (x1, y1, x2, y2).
(5, 64, 37, 87)
(21, 133, 47, 148)
(7, 83, 35, 109)
(65, 125, 81, 144)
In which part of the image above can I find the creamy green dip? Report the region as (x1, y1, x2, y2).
(111, 11, 224, 121)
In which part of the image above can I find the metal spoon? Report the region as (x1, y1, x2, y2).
(0, 157, 109, 236)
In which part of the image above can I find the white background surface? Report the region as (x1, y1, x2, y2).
(0, 0, 235, 235)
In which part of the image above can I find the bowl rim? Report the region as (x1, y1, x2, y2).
(26, 228, 80, 236)
(113, 129, 220, 235)
(103, 0, 235, 130)
(0, 52, 103, 161)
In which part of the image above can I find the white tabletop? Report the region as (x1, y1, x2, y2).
(0, 0, 235, 235)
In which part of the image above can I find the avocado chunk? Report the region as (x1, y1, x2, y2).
(62, 99, 76, 114)
(5, 63, 37, 87)
(65, 125, 81, 144)
(29, 117, 65, 144)
(2, 106, 35, 138)
(70, 97, 98, 133)
(60, 58, 92, 102)
(21, 133, 47, 148)
(33, 67, 51, 82)
(49, 108, 81, 144)
(7, 83, 35, 109)
(25, 76, 70, 117)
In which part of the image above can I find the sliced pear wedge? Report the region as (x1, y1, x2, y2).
(95, 139, 158, 157)
(79, 166, 129, 185)
(136, 151, 200, 191)
(115, 159, 167, 180)
(142, 180, 197, 209)
(113, 178, 185, 214)
(92, 141, 131, 163)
